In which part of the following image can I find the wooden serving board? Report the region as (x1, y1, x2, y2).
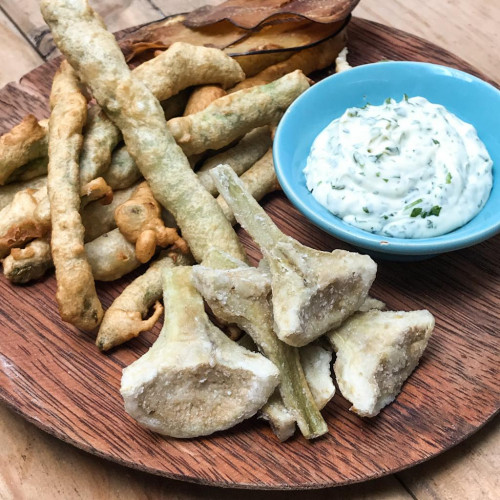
(0, 18, 498, 490)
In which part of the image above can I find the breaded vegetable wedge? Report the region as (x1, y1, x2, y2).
(192, 249, 327, 439)
(328, 310, 435, 417)
(120, 266, 279, 438)
(211, 165, 377, 347)
(41, 0, 246, 264)
(47, 60, 103, 330)
(167, 70, 309, 156)
(0, 116, 48, 185)
(197, 126, 271, 196)
(96, 250, 194, 351)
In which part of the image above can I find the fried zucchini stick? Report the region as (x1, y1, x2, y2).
(0, 176, 47, 211)
(183, 85, 226, 116)
(47, 60, 103, 330)
(41, 0, 246, 264)
(0, 116, 48, 185)
(96, 250, 194, 351)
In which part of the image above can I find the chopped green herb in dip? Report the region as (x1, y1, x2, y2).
(303, 96, 493, 238)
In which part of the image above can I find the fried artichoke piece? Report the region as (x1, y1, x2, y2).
(167, 70, 309, 157)
(197, 126, 272, 196)
(212, 164, 377, 347)
(47, 60, 103, 330)
(41, 0, 246, 264)
(358, 296, 386, 312)
(0, 176, 47, 212)
(216, 148, 280, 224)
(183, 85, 227, 116)
(121, 266, 280, 438)
(96, 250, 194, 351)
(0, 186, 51, 258)
(0, 116, 48, 185)
(229, 31, 347, 92)
(192, 249, 327, 439)
(3, 236, 53, 284)
(114, 181, 188, 263)
(328, 310, 435, 417)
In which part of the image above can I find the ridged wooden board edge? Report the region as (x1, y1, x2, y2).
(0, 17, 499, 490)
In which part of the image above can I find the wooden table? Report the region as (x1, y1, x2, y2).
(0, 1, 498, 498)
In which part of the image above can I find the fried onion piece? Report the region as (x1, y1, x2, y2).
(167, 70, 310, 156)
(0, 186, 50, 258)
(114, 181, 188, 263)
(183, 85, 227, 116)
(197, 126, 272, 196)
(96, 250, 194, 351)
(229, 30, 347, 92)
(41, 0, 246, 264)
(47, 60, 103, 330)
(184, 0, 359, 29)
(216, 148, 280, 224)
(0, 116, 48, 185)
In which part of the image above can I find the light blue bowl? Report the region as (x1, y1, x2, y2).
(274, 61, 500, 260)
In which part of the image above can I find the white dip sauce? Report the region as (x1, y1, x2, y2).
(304, 96, 493, 238)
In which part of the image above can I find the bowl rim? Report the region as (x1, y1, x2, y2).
(273, 60, 500, 256)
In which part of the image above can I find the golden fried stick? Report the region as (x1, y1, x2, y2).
(47, 60, 103, 330)
(0, 116, 48, 185)
(229, 31, 346, 92)
(114, 181, 188, 263)
(183, 85, 226, 116)
(41, 0, 246, 264)
(197, 126, 271, 196)
(216, 148, 280, 224)
(96, 250, 194, 351)
(167, 70, 310, 156)
(102, 146, 143, 190)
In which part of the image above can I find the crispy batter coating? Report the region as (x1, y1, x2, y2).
(114, 181, 188, 263)
(96, 250, 194, 351)
(229, 31, 346, 92)
(0, 176, 47, 212)
(183, 85, 226, 116)
(102, 146, 143, 190)
(41, 0, 246, 264)
(167, 70, 310, 156)
(197, 127, 272, 196)
(47, 60, 103, 330)
(216, 148, 280, 224)
(0, 116, 48, 185)
(6, 156, 48, 184)
(0, 186, 50, 258)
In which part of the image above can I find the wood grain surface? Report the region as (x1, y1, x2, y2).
(0, 16, 498, 490)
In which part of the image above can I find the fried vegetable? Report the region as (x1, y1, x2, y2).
(96, 250, 194, 351)
(85, 228, 139, 282)
(0, 176, 47, 212)
(41, 0, 246, 264)
(82, 183, 138, 242)
(197, 126, 272, 196)
(120, 266, 280, 438)
(259, 391, 296, 442)
(216, 148, 280, 224)
(47, 60, 102, 330)
(0, 186, 50, 258)
(102, 146, 143, 190)
(161, 89, 191, 120)
(0, 116, 48, 185)
(6, 156, 48, 184)
(184, 0, 359, 29)
(114, 181, 188, 263)
(3, 236, 53, 284)
(193, 250, 328, 439)
(167, 70, 310, 156)
(229, 30, 346, 92)
(358, 296, 386, 312)
(211, 164, 377, 347)
(327, 310, 435, 417)
(183, 85, 227, 116)
(335, 47, 352, 73)
(80, 176, 113, 206)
